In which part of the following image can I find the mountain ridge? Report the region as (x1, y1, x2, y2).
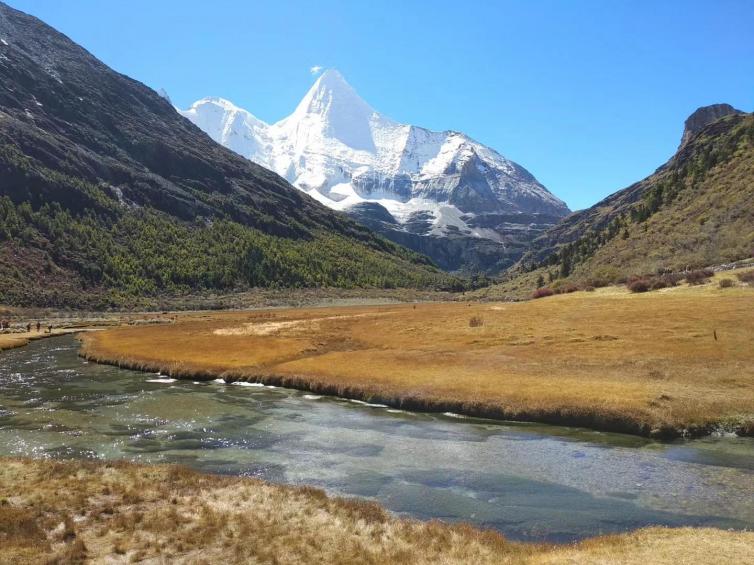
(0, 2, 456, 307)
(511, 104, 754, 287)
(179, 69, 570, 273)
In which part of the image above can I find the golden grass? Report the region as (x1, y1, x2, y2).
(80, 276, 754, 437)
(1, 457, 751, 564)
(0, 328, 91, 352)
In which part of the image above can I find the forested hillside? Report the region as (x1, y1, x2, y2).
(520, 109, 754, 284)
(0, 3, 455, 307)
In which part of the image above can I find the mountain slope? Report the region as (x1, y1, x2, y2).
(517, 105, 754, 284)
(0, 3, 455, 307)
(180, 71, 569, 273)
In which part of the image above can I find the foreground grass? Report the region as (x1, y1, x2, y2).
(81, 281, 754, 437)
(1, 458, 751, 564)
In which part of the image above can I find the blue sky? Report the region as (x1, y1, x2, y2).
(9, 0, 754, 210)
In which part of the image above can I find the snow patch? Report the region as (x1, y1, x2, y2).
(180, 69, 569, 242)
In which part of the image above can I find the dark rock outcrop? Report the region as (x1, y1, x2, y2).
(680, 103, 742, 148)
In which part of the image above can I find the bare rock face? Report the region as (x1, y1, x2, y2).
(680, 104, 742, 147)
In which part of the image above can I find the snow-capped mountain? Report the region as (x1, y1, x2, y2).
(180, 70, 570, 272)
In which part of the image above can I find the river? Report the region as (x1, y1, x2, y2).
(0, 335, 752, 542)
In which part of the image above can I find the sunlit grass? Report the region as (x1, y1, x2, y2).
(1, 458, 752, 564)
(81, 274, 754, 437)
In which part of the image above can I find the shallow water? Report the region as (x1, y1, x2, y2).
(0, 336, 752, 542)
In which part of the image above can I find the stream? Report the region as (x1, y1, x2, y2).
(0, 335, 752, 542)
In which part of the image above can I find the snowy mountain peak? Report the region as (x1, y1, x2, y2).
(296, 69, 373, 116)
(181, 97, 267, 158)
(282, 69, 377, 151)
(179, 72, 570, 272)
(189, 96, 262, 120)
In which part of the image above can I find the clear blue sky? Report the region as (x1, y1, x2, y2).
(8, 0, 754, 210)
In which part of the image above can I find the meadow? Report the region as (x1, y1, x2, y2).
(81, 271, 754, 437)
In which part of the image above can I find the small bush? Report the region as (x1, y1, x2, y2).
(551, 280, 580, 294)
(664, 272, 684, 286)
(590, 266, 622, 285)
(685, 269, 714, 285)
(583, 277, 608, 289)
(468, 316, 484, 328)
(648, 273, 679, 290)
(531, 287, 554, 299)
(719, 278, 735, 289)
(556, 283, 580, 294)
(627, 278, 650, 293)
(736, 270, 754, 284)
(583, 285, 596, 292)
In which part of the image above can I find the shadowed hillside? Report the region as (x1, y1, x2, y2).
(0, 2, 456, 307)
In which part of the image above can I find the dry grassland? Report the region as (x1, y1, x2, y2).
(81, 278, 754, 437)
(1, 458, 752, 565)
(0, 328, 93, 352)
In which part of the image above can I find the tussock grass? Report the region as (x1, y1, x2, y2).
(81, 283, 754, 437)
(1, 458, 752, 564)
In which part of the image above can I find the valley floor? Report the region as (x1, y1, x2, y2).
(1, 457, 752, 564)
(0, 328, 100, 352)
(80, 276, 754, 438)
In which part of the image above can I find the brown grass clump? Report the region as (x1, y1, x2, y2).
(558, 283, 580, 294)
(719, 278, 735, 289)
(0, 505, 48, 552)
(685, 269, 714, 285)
(79, 287, 754, 438)
(737, 269, 754, 284)
(469, 315, 484, 327)
(1, 457, 752, 564)
(531, 287, 554, 299)
(626, 278, 650, 293)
